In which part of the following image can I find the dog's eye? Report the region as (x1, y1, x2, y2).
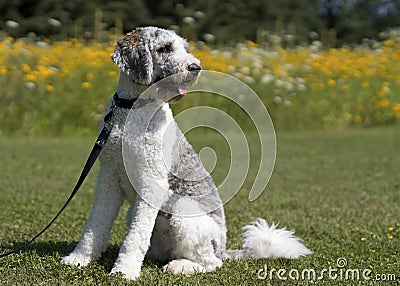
(157, 43, 172, 54)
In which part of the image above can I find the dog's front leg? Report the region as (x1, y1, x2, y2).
(110, 181, 169, 280)
(61, 167, 124, 267)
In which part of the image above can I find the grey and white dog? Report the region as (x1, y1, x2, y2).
(61, 26, 311, 280)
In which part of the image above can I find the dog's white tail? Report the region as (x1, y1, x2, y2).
(224, 218, 312, 260)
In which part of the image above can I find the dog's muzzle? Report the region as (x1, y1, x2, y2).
(173, 64, 201, 100)
(152, 62, 201, 103)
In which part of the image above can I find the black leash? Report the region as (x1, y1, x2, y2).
(0, 93, 135, 258)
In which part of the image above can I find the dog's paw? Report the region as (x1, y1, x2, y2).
(110, 265, 140, 281)
(163, 259, 205, 275)
(61, 253, 92, 268)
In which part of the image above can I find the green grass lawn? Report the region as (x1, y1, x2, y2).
(0, 127, 399, 285)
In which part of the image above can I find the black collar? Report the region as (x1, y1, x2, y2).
(113, 93, 137, 109)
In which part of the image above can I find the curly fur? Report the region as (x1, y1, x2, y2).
(61, 26, 311, 280)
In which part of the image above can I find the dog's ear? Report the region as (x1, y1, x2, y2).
(111, 29, 153, 85)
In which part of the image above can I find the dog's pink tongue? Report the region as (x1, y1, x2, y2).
(178, 86, 186, 96)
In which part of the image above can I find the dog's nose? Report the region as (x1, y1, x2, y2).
(188, 63, 201, 71)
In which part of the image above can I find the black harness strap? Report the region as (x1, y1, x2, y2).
(0, 93, 135, 258)
(113, 93, 136, 109)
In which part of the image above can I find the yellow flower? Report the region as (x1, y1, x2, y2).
(377, 90, 387, 97)
(5, 36, 14, 43)
(327, 78, 336, 87)
(388, 227, 394, 232)
(36, 65, 56, 80)
(21, 63, 31, 73)
(353, 70, 361, 78)
(362, 81, 370, 89)
(85, 72, 94, 81)
(248, 41, 259, 48)
(45, 84, 55, 92)
(377, 99, 390, 109)
(0, 66, 9, 76)
(392, 103, 400, 113)
(383, 39, 395, 46)
(354, 115, 362, 124)
(23, 73, 37, 82)
(387, 234, 393, 239)
(81, 82, 91, 89)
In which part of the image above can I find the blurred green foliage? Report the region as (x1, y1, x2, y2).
(1, 0, 400, 45)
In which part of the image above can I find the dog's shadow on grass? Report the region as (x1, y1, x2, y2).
(2, 240, 79, 260)
(7, 240, 163, 272)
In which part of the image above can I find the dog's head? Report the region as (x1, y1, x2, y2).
(111, 27, 201, 102)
